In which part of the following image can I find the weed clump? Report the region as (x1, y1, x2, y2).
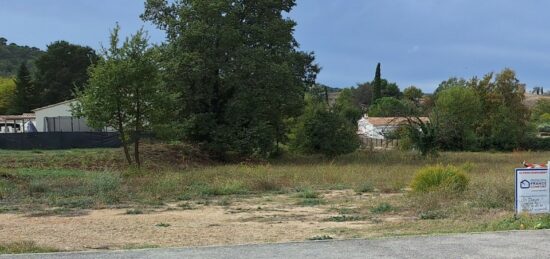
(354, 182, 374, 194)
(411, 165, 469, 193)
(371, 203, 394, 214)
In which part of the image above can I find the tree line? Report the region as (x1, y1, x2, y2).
(2, 0, 545, 165)
(0, 40, 98, 114)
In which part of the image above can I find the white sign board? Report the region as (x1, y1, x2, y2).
(515, 167, 550, 214)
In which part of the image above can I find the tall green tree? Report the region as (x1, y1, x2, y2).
(34, 41, 98, 107)
(372, 62, 382, 102)
(470, 69, 529, 150)
(434, 87, 482, 150)
(75, 26, 170, 167)
(13, 63, 37, 113)
(353, 82, 372, 108)
(143, 0, 319, 158)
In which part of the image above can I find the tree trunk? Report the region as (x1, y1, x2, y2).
(117, 102, 132, 165)
(134, 83, 141, 168)
(134, 137, 140, 168)
(119, 124, 132, 165)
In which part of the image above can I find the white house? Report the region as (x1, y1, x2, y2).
(357, 116, 429, 140)
(32, 99, 96, 132)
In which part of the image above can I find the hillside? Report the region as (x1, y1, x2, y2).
(524, 94, 550, 108)
(0, 37, 43, 76)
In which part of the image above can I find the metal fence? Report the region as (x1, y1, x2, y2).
(44, 116, 99, 132)
(359, 135, 400, 150)
(0, 132, 121, 150)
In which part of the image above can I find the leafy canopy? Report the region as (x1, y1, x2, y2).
(142, 0, 319, 158)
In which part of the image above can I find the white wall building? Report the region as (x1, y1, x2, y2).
(357, 116, 429, 140)
(32, 99, 97, 132)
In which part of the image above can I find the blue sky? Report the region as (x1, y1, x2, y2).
(1, 0, 549, 92)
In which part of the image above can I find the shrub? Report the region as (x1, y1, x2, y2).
(290, 99, 360, 157)
(410, 165, 469, 193)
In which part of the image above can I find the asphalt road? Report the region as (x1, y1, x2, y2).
(4, 230, 550, 259)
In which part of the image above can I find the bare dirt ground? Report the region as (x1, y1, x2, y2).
(0, 190, 415, 251)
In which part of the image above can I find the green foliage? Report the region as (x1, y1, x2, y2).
(372, 63, 382, 102)
(434, 87, 482, 150)
(490, 215, 550, 231)
(471, 69, 530, 150)
(368, 97, 410, 117)
(13, 63, 38, 114)
(34, 41, 98, 107)
(411, 165, 469, 193)
(352, 82, 372, 108)
(427, 69, 530, 152)
(403, 86, 423, 104)
(0, 77, 15, 114)
(333, 88, 363, 124)
(0, 241, 59, 254)
(75, 25, 171, 167)
(370, 202, 394, 214)
(143, 0, 319, 158)
(290, 99, 360, 157)
(295, 188, 319, 199)
(531, 99, 550, 123)
(0, 37, 43, 77)
(434, 77, 468, 97)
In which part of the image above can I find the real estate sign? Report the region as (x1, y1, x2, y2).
(515, 167, 550, 214)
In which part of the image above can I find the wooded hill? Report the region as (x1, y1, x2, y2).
(0, 37, 43, 76)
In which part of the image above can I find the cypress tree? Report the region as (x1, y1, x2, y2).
(13, 62, 36, 113)
(372, 63, 382, 103)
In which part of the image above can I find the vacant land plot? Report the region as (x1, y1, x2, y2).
(1, 146, 550, 252)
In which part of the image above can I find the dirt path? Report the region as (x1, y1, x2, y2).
(0, 191, 395, 251)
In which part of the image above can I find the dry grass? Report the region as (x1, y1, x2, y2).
(1, 147, 550, 252)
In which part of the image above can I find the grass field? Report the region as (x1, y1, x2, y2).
(1, 146, 550, 252)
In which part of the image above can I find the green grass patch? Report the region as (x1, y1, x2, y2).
(371, 203, 395, 214)
(0, 241, 59, 254)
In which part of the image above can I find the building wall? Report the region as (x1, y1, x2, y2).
(357, 117, 399, 139)
(34, 101, 75, 132)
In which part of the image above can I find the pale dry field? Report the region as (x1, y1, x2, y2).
(1, 190, 421, 251)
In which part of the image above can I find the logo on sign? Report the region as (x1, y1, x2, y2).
(520, 180, 530, 189)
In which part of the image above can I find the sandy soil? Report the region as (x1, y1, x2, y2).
(0, 190, 409, 251)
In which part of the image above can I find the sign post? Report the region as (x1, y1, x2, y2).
(515, 166, 550, 214)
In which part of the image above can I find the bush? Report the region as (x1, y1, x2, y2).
(410, 165, 469, 193)
(520, 136, 550, 151)
(290, 100, 360, 157)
